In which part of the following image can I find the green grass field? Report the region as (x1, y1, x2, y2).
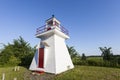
(0, 66, 27, 80)
(0, 66, 120, 80)
(55, 66, 120, 80)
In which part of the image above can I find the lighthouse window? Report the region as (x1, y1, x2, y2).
(54, 21, 59, 27)
(48, 21, 53, 26)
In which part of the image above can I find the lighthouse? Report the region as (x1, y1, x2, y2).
(29, 15, 74, 74)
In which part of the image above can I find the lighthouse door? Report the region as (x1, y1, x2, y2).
(38, 48, 44, 68)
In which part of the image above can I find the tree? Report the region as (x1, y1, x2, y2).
(67, 45, 81, 65)
(0, 44, 14, 65)
(118, 57, 120, 65)
(0, 36, 35, 67)
(7, 56, 21, 66)
(13, 36, 32, 58)
(67, 46, 80, 59)
(81, 53, 86, 60)
(99, 47, 113, 61)
(0, 43, 4, 53)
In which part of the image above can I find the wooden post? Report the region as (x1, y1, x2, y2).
(14, 66, 17, 71)
(17, 66, 19, 71)
(14, 77, 17, 80)
(2, 73, 5, 80)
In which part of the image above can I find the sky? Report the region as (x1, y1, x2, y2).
(0, 0, 120, 56)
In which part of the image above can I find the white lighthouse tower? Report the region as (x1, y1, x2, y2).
(29, 15, 74, 74)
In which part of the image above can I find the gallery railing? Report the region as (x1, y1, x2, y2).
(36, 25, 69, 36)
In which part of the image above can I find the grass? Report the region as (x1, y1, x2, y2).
(54, 66, 120, 80)
(87, 56, 103, 61)
(0, 66, 120, 80)
(0, 66, 27, 80)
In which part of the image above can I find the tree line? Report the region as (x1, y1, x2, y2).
(0, 36, 35, 68)
(67, 46, 120, 68)
(0, 37, 120, 68)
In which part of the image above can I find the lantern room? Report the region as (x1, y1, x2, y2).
(36, 15, 69, 37)
(46, 15, 60, 27)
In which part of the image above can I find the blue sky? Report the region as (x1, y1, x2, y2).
(0, 0, 120, 55)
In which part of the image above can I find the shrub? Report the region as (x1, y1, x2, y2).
(87, 59, 103, 66)
(78, 60, 88, 65)
(72, 57, 81, 65)
(7, 56, 21, 66)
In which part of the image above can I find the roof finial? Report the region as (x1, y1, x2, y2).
(52, 14, 55, 18)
